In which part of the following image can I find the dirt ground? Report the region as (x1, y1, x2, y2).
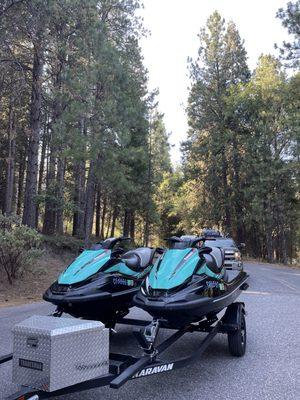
(0, 251, 73, 307)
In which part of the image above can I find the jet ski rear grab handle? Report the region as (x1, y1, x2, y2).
(1, 302, 246, 400)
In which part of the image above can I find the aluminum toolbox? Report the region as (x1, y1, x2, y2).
(12, 315, 109, 392)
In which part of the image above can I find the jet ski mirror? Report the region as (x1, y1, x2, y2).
(156, 247, 165, 255)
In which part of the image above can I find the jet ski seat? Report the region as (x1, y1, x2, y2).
(122, 247, 156, 272)
(210, 247, 225, 267)
(203, 246, 225, 274)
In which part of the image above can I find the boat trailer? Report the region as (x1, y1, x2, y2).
(1, 302, 246, 400)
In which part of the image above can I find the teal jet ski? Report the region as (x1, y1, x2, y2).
(134, 235, 249, 328)
(43, 237, 157, 326)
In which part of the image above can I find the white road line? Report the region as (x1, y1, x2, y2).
(260, 267, 300, 276)
(271, 277, 299, 292)
(243, 290, 271, 295)
(279, 272, 300, 276)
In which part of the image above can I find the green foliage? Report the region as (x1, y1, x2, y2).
(228, 55, 299, 262)
(184, 11, 299, 263)
(0, 0, 170, 245)
(185, 11, 250, 232)
(41, 234, 84, 253)
(276, 0, 300, 68)
(153, 170, 184, 242)
(0, 3, 298, 263)
(0, 215, 42, 284)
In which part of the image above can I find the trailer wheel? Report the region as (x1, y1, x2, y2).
(228, 312, 246, 357)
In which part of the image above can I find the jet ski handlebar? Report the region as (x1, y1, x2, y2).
(164, 236, 182, 243)
(103, 236, 131, 249)
(90, 236, 131, 251)
(165, 236, 214, 248)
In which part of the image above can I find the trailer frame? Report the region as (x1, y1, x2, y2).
(1, 302, 246, 400)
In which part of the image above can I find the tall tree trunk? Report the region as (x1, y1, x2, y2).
(95, 187, 101, 238)
(77, 163, 86, 237)
(72, 160, 86, 237)
(280, 230, 288, 264)
(105, 210, 112, 239)
(35, 120, 48, 226)
(221, 149, 231, 233)
(84, 160, 96, 246)
(5, 102, 15, 215)
(265, 198, 274, 262)
(72, 163, 79, 236)
(110, 206, 118, 237)
(43, 54, 65, 234)
(144, 210, 151, 246)
(130, 210, 135, 242)
(16, 147, 26, 216)
(22, 43, 43, 227)
(144, 124, 152, 246)
(123, 209, 130, 237)
(56, 157, 65, 234)
(276, 194, 288, 264)
(43, 138, 56, 235)
(232, 135, 244, 243)
(72, 118, 86, 237)
(0, 165, 5, 213)
(266, 227, 274, 262)
(100, 196, 107, 239)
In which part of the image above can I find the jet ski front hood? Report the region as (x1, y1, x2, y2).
(58, 249, 112, 285)
(147, 248, 200, 290)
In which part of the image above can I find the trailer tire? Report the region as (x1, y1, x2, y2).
(228, 312, 246, 357)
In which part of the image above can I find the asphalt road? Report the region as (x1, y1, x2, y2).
(0, 262, 299, 400)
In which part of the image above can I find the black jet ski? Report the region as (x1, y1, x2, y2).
(43, 237, 158, 326)
(134, 235, 249, 328)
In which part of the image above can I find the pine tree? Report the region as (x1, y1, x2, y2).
(185, 11, 249, 236)
(276, 1, 300, 68)
(231, 55, 299, 262)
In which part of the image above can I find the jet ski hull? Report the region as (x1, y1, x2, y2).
(43, 240, 156, 325)
(43, 274, 140, 323)
(134, 272, 249, 328)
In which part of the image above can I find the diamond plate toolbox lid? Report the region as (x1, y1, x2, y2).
(12, 315, 109, 392)
(13, 315, 104, 337)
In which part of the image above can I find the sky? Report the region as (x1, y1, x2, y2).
(139, 0, 290, 164)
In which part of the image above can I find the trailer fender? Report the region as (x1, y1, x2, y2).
(221, 302, 245, 332)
